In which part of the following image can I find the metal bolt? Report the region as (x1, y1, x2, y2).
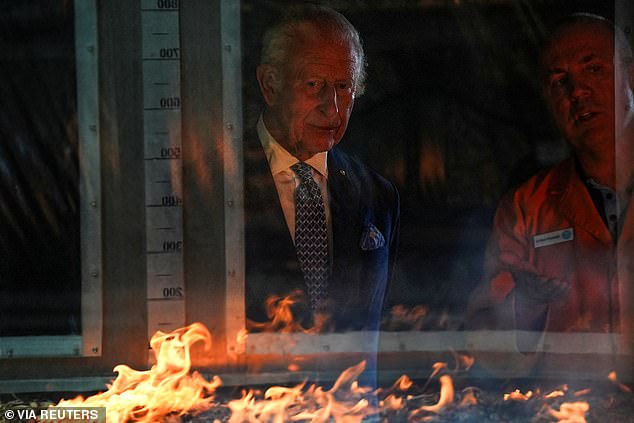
(92, 346, 99, 353)
(90, 266, 99, 278)
(224, 44, 232, 52)
(225, 122, 234, 130)
(90, 200, 97, 208)
(322, 344, 330, 352)
(6, 349, 13, 358)
(227, 199, 234, 207)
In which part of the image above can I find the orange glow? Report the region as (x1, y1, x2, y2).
(409, 363, 455, 418)
(381, 394, 404, 410)
(503, 389, 533, 401)
(419, 139, 446, 191)
(395, 374, 413, 391)
(423, 374, 454, 412)
(49, 322, 610, 422)
(227, 360, 376, 422)
(544, 390, 566, 399)
(246, 291, 332, 333)
(460, 390, 478, 406)
(409, 374, 454, 419)
(548, 401, 589, 423)
(57, 323, 221, 422)
(236, 328, 249, 345)
(573, 388, 592, 397)
(383, 304, 428, 330)
(608, 371, 633, 393)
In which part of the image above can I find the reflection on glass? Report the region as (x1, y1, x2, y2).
(0, 1, 79, 336)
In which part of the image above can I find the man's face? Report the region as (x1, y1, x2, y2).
(542, 22, 633, 154)
(260, 31, 358, 160)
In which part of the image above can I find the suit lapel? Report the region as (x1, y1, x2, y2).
(244, 134, 296, 266)
(328, 149, 362, 277)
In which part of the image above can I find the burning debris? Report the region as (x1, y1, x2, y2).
(2, 323, 633, 423)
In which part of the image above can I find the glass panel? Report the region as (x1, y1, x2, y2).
(0, 0, 80, 337)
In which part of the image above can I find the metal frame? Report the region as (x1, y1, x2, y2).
(221, 0, 246, 357)
(77, 0, 103, 359)
(0, 0, 102, 359)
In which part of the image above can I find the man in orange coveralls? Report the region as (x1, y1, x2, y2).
(466, 14, 634, 375)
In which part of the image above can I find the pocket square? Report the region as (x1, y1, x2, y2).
(360, 223, 386, 251)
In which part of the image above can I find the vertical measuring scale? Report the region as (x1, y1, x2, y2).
(141, 0, 185, 342)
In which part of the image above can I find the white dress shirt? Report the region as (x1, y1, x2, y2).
(257, 116, 331, 243)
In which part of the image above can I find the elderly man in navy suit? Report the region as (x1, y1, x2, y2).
(244, 4, 400, 333)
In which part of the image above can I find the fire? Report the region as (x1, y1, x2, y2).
(382, 304, 428, 331)
(459, 389, 478, 406)
(45, 322, 621, 422)
(608, 371, 633, 393)
(412, 374, 454, 414)
(57, 323, 221, 422)
(228, 360, 376, 422)
(544, 390, 566, 399)
(246, 291, 332, 333)
(548, 401, 590, 423)
(503, 389, 533, 401)
(396, 374, 413, 391)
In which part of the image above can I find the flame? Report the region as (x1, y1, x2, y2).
(548, 401, 590, 423)
(227, 360, 376, 422)
(503, 389, 533, 401)
(408, 363, 455, 418)
(396, 375, 413, 391)
(236, 328, 249, 345)
(418, 374, 454, 413)
(46, 322, 609, 422)
(57, 323, 221, 422)
(460, 389, 478, 406)
(381, 394, 404, 410)
(544, 390, 566, 399)
(608, 371, 633, 393)
(246, 291, 332, 333)
(382, 304, 428, 330)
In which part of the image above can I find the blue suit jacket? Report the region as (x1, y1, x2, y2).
(244, 135, 400, 331)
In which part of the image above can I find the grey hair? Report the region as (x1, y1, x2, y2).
(260, 4, 367, 96)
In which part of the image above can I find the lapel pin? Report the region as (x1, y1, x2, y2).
(339, 170, 346, 176)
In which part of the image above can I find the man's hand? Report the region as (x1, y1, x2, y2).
(512, 270, 571, 306)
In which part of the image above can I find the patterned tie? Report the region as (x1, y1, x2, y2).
(292, 162, 329, 310)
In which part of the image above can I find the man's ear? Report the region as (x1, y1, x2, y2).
(257, 64, 280, 106)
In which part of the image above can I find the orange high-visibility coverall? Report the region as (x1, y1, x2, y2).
(467, 158, 633, 363)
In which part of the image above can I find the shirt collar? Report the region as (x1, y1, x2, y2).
(257, 115, 328, 178)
